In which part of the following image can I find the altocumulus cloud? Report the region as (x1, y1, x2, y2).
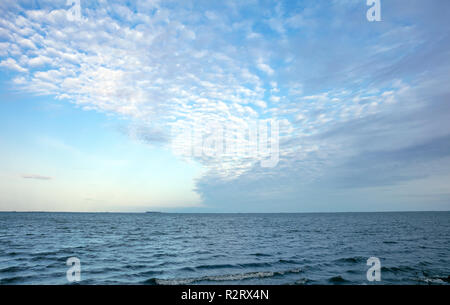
(1, 0, 450, 211)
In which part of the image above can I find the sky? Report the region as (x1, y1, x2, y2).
(0, 0, 449, 212)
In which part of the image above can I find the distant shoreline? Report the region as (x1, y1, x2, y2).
(0, 210, 449, 214)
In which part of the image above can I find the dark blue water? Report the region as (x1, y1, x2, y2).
(0, 212, 449, 285)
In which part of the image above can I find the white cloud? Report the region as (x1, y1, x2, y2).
(256, 58, 274, 75)
(0, 58, 27, 72)
(270, 96, 280, 103)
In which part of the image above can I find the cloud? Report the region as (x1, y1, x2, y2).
(125, 123, 169, 145)
(22, 174, 53, 180)
(256, 58, 274, 75)
(0, 58, 27, 72)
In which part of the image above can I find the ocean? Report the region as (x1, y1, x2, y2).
(0, 212, 449, 285)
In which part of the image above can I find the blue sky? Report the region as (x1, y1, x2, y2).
(0, 0, 449, 212)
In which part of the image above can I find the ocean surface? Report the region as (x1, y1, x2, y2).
(0, 212, 449, 285)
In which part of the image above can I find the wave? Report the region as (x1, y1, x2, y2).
(278, 259, 299, 264)
(152, 253, 178, 258)
(333, 256, 366, 264)
(0, 265, 28, 273)
(239, 262, 273, 268)
(380, 266, 415, 273)
(191, 259, 300, 270)
(328, 275, 350, 283)
(293, 278, 311, 285)
(251, 253, 272, 257)
(0, 275, 36, 284)
(416, 276, 450, 285)
(143, 268, 302, 285)
(194, 263, 236, 269)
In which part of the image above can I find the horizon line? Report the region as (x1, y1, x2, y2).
(0, 210, 449, 214)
